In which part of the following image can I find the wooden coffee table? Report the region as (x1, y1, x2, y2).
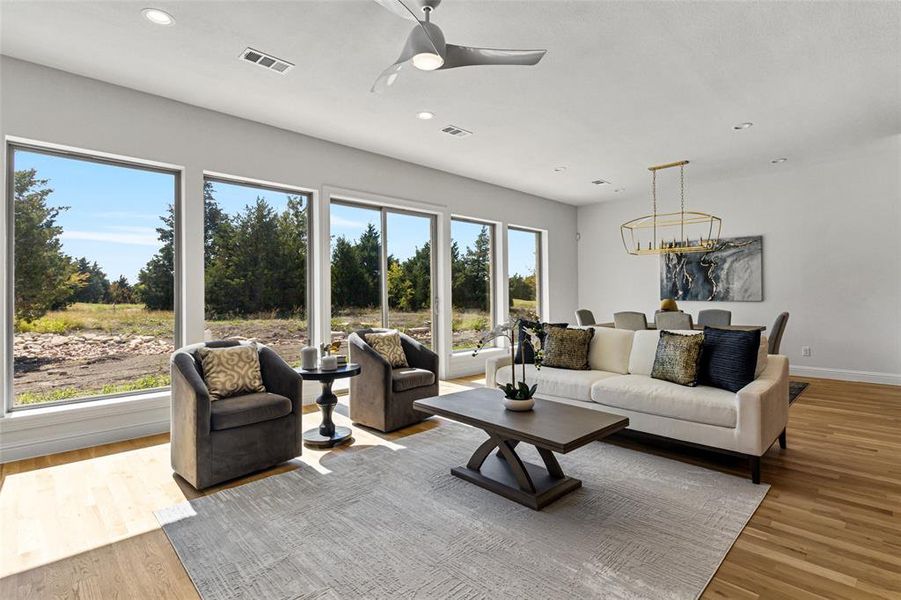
(414, 388, 629, 510)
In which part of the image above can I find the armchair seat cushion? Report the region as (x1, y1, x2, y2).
(210, 392, 292, 431)
(392, 367, 436, 392)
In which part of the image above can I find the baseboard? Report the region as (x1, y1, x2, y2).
(0, 419, 170, 463)
(790, 365, 901, 386)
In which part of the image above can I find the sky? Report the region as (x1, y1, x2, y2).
(14, 149, 538, 284)
(15, 150, 175, 284)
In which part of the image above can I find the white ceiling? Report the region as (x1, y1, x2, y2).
(1, 1, 898, 205)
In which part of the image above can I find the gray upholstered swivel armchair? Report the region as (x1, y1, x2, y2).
(170, 340, 303, 489)
(348, 329, 439, 433)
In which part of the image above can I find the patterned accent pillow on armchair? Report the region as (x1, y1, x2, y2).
(197, 343, 266, 400)
(364, 330, 409, 368)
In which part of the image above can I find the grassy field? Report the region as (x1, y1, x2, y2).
(13, 301, 530, 406)
(15, 303, 174, 337)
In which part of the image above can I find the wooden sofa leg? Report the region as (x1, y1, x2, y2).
(749, 456, 761, 484)
(778, 428, 787, 449)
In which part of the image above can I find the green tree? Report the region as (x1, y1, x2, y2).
(108, 275, 135, 304)
(331, 236, 368, 309)
(141, 181, 227, 311)
(273, 196, 308, 316)
(13, 169, 80, 322)
(71, 258, 111, 304)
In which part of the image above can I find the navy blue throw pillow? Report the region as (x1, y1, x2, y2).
(513, 320, 567, 364)
(698, 327, 761, 392)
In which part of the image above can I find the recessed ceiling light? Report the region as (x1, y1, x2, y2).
(142, 8, 175, 25)
(553, 167, 567, 173)
(733, 122, 754, 130)
(416, 111, 435, 120)
(771, 157, 788, 164)
(591, 179, 610, 185)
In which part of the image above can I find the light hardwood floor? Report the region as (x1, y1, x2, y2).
(1, 376, 899, 599)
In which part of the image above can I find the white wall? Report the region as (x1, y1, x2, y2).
(0, 56, 578, 459)
(577, 135, 901, 384)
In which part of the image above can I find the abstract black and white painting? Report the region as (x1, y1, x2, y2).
(660, 236, 763, 302)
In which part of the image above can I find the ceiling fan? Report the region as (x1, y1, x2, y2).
(370, 0, 547, 92)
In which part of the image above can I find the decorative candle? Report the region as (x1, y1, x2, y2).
(320, 354, 338, 371)
(300, 346, 318, 370)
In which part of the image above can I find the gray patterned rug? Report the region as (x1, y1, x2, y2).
(157, 422, 768, 600)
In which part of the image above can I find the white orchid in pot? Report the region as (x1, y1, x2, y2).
(472, 319, 544, 411)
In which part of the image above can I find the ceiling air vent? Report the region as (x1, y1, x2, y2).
(441, 125, 473, 138)
(591, 179, 611, 185)
(240, 47, 294, 74)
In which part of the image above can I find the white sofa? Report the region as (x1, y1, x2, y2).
(486, 327, 789, 483)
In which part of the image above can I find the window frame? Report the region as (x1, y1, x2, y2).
(506, 225, 544, 322)
(201, 174, 315, 345)
(450, 216, 497, 354)
(5, 141, 183, 412)
(329, 198, 438, 348)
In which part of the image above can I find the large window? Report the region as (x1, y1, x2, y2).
(507, 227, 542, 322)
(451, 218, 494, 351)
(9, 146, 178, 408)
(202, 178, 311, 366)
(330, 201, 435, 354)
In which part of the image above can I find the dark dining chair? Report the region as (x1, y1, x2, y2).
(769, 312, 790, 354)
(614, 311, 649, 331)
(698, 309, 732, 327)
(575, 309, 596, 326)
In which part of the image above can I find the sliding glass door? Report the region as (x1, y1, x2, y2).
(330, 201, 435, 355)
(386, 211, 434, 347)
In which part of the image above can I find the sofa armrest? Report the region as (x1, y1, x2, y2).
(485, 354, 514, 389)
(736, 354, 790, 456)
(401, 334, 439, 374)
(259, 346, 303, 413)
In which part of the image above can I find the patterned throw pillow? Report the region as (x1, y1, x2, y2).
(542, 327, 595, 370)
(513, 320, 568, 364)
(365, 331, 409, 368)
(197, 344, 266, 400)
(651, 331, 704, 387)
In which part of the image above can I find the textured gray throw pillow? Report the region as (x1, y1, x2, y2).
(651, 331, 704, 387)
(542, 327, 595, 370)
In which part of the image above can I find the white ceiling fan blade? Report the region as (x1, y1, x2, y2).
(370, 0, 419, 21)
(371, 61, 407, 93)
(440, 45, 547, 69)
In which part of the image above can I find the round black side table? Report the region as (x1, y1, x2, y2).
(297, 363, 361, 449)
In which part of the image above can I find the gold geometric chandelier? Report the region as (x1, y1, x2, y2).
(620, 160, 722, 255)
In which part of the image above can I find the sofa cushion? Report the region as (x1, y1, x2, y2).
(591, 375, 737, 428)
(210, 392, 292, 431)
(496, 364, 618, 402)
(629, 329, 701, 376)
(583, 326, 633, 374)
(756, 335, 769, 378)
(699, 327, 761, 392)
(543, 327, 594, 370)
(392, 367, 436, 392)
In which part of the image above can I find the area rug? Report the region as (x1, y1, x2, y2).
(789, 381, 809, 405)
(157, 422, 769, 600)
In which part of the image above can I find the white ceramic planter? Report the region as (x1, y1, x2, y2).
(503, 397, 535, 411)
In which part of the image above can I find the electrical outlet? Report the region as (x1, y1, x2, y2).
(801, 346, 811, 357)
